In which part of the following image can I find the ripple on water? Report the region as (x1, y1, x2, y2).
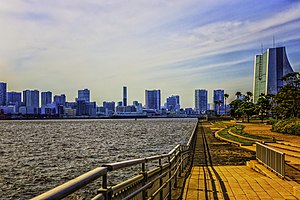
(0, 118, 197, 199)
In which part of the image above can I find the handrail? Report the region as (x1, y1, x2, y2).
(32, 167, 107, 200)
(32, 120, 199, 200)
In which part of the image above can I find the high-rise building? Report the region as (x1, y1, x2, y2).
(41, 91, 52, 106)
(145, 89, 161, 110)
(213, 89, 224, 114)
(23, 90, 39, 108)
(103, 101, 115, 112)
(0, 82, 7, 106)
(253, 46, 294, 103)
(123, 86, 127, 107)
(54, 94, 66, 105)
(195, 89, 208, 114)
(77, 89, 90, 102)
(7, 92, 22, 106)
(166, 95, 180, 112)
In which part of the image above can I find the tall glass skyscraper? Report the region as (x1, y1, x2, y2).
(253, 46, 294, 103)
(77, 89, 90, 102)
(23, 90, 39, 108)
(41, 91, 52, 106)
(0, 82, 7, 106)
(195, 89, 207, 114)
(145, 89, 161, 110)
(54, 94, 66, 105)
(213, 89, 224, 113)
(166, 95, 180, 111)
(123, 86, 127, 107)
(7, 92, 22, 106)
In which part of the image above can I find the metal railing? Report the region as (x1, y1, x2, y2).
(256, 142, 285, 178)
(32, 121, 198, 200)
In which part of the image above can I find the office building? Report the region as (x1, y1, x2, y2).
(41, 91, 52, 106)
(133, 101, 143, 112)
(76, 101, 96, 116)
(195, 89, 208, 114)
(145, 89, 161, 110)
(0, 82, 7, 106)
(23, 90, 39, 108)
(7, 92, 21, 106)
(103, 101, 115, 112)
(253, 46, 294, 103)
(77, 89, 90, 102)
(213, 89, 224, 114)
(123, 86, 127, 107)
(23, 90, 39, 114)
(54, 94, 66, 105)
(117, 101, 123, 107)
(166, 95, 180, 112)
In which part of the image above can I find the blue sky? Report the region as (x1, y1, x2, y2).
(1, 0, 300, 107)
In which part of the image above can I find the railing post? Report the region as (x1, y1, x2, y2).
(179, 145, 183, 176)
(159, 158, 163, 200)
(98, 173, 112, 200)
(168, 156, 172, 200)
(142, 163, 148, 200)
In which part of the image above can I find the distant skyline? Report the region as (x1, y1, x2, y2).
(1, 0, 300, 107)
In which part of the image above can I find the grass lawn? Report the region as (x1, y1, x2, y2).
(230, 124, 274, 142)
(218, 128, 254, 146)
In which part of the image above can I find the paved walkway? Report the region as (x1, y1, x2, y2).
(183, 164, 299, 199)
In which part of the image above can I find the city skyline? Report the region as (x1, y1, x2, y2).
(1, 1, 300, 108)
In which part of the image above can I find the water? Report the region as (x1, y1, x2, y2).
(0, 118, 197, 199)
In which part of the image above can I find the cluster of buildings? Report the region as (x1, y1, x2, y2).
(0, 83, 227, 118)
(0, 46, 295, 119)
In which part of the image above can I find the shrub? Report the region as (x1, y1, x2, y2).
(272, 118, 300, 135)
(267, 118, 277, 125)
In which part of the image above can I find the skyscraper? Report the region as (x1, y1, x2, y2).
(54, 94, 66, 105)
(123, 86, 127, 107)
(213, 89, 224, 114)
(195, 89, 207, 114)
(0, 82, 7, 106)
(7, 92, 22, 106)
(41, 91, 52, 106)
(77, 89, 90, 102)
(253, 46, 294, 103)
(145, 89, 161, 110)
(23, 90, 39, 114)
(166, 95, 180, 111)
(23, 90, 39, 108)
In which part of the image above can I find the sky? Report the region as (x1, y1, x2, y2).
(1, 0, 300, 108)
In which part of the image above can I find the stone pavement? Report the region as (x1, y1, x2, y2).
(183, 163, 299, 199)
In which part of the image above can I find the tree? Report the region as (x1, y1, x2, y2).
(224, 93, 229, 115)
(235, 91, 242, 99)
(229, 98, 243, 119)
(240, 101, 256, 122)
(255, 93, 272, 122)
(273, 72, 300, 118)
(239, 91, 255, 122)
(246, 91, 253, 102)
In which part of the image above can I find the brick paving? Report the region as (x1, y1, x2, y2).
(183, 165, 299, 199)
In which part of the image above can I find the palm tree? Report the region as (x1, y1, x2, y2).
(235, 91, 242, 100)
(246, 91, 253, 102)
(224, 93, 229, 115)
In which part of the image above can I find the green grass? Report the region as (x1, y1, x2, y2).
(218, 128, 254, 146)
(230, 124, 274, 142)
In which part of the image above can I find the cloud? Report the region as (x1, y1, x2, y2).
(0, 0, 300, 107)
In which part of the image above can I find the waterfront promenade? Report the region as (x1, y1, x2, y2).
(183, 122, 300, 199)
